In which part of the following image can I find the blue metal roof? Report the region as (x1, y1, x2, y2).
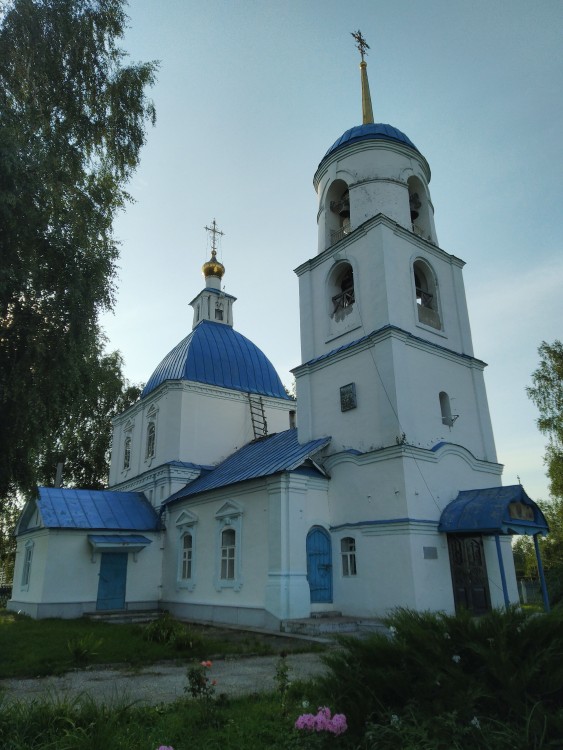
(439, 485, 549, 536)
(166, 429, 330, 504)
(322, 123, 419, 163)
(296, 325, 482, 369)
(142, 320, 291, 400)
(37, 488, 159, 531)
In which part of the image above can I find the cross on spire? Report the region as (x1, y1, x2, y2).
(204, 218, 225, 254)
(351, 29, 370, 62)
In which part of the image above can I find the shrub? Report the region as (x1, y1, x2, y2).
(313, 606, 563, 745)
(67, 632, 103, 667)
(143, 613, 183, 644)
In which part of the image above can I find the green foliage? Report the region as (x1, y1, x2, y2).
(274, 653, 291, 716)
(0, 612, 307, 679)
(35, 350, 142, 490)
(527, 340, 563, 500)
(363, 708, 550, 750)
(313, 607, 563, 746)
(513, 497, 563, 605)
(0, 692, 314, 750)
(142, 613, 203, 652)
(67, 632, 104, 667)
(0, 0, 157, 502)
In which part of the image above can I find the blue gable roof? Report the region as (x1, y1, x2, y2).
(439, 485, 549, 536)
(36, 488, 159, 531)
(166, 429, 330, 504)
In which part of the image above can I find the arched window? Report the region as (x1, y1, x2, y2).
(439, 391, 457, 427)
(413, 259, 441, 330)
(21, 540, 34, 589)
(330, 262, 355, 316)
(325, 179, 350, 247)
(220, 528, 236, 580)
(181, 533, 193, 580)
(146, 422, 156, 459)
(341, 537, 357, 576)
(123, 436, 131, 470)
(408, 176, 433, 242)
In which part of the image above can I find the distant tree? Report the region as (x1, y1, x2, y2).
(527, 341, 563, 499)
(513, 498, 563, 606)
(0, 0, 157, 501)
(516, 341, 563, 605)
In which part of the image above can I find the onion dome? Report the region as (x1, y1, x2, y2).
(141, 320, 291, 400)
(202, 249, 225, 280)
(323, 123, 419, 161)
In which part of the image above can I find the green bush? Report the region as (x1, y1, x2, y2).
(67, 632, 104, 666)
(314, 607, 563, 746)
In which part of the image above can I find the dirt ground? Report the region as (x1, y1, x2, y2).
(0, 626, 331, 706)
(0, 652, 328, 706)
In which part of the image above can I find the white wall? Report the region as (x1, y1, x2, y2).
(9, 529, 162, 619)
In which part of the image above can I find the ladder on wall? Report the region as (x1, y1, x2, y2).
(248, 393, 268, 439)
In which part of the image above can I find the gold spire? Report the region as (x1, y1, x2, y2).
(351, 29, 374, 125)
(202, 219, 225, 279)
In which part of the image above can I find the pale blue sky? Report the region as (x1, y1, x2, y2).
(101, 0, 563, 501)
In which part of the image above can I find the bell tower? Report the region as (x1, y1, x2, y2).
(293, 33, 497, 468)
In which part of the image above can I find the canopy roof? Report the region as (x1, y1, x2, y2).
(439, 485, 549, 536)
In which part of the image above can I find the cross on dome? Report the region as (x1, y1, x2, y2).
(204, 218, 225, 253)
(202, 219, 225, 281)
(351, 29, 374, 125)
(351, 29, 370, 62)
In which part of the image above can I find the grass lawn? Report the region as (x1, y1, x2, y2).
(0, 610, 322, 679)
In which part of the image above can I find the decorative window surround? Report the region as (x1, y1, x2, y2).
(214, 500, 243, 592)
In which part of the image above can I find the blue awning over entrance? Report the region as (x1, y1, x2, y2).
(87, 534, 152, 553)
(438, 485, 549, 536)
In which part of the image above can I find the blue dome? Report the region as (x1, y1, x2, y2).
(322, 123, 419, 161)
(141, 320, 290, 400)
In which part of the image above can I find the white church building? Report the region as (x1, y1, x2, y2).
(9, 40, 548, 625)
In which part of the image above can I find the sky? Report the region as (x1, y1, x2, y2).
(100, 0, 563, 502)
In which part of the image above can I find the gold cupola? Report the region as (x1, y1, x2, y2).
(202, 249, 225, 280)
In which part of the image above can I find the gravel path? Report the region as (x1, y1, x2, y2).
(0, 653, 327, 706)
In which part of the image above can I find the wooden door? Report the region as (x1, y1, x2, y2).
(447, 535, 491, 615)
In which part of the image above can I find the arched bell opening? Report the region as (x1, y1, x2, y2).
(408, 176, 433, 242)
(413, 258, 441, 330)
(325, 179, 350, 247)
(328, 261, 355, 321)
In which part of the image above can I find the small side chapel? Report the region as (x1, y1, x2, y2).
(9, 35, 549, 624)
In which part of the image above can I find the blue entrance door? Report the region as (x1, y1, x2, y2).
(306, 527, 333, 603)
(96, 553, 127, 611)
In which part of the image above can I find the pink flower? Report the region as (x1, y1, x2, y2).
(157, 746, 174, 750)
(200, 660, 212, 668)
(295, 706, 347, 735)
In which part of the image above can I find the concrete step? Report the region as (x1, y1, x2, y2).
(281, 615, 388, 637)
(83, 609, 163, 624)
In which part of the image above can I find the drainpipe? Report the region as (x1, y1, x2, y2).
(494, 534, 510, 608)
(533, 533, 550, 613)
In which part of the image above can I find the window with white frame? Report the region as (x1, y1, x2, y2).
(176, 510, 198, 591)
(21, 540, 34, 589)
(123, 436, 131, 470)
(146, 422, 156, 459)
(214, 500, 243, 591)
(220, 528, 236, 580)
(341, 537, 357, 576)
(181, 533, 193, 580)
